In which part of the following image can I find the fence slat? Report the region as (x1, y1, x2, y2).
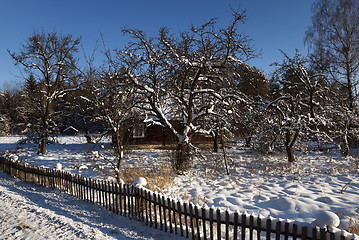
(189, 203, 195, 239)
(234, 211, 239, 240)
(249, 215, 254, 240)
(90, 178, 94, 204)
(217, 209, 221, 240)
(163, 196, 167, 232)
(320, 228, 326, 240)
(202, 207, 207, 240)
(275, 221, 281, 240)
(177, 201, 183, 236)
(302, 226, 308, 240)
(293, 224, 298, 240)
(167, 197, 172, 233)
(195, 205, 200, 240)
(122, 184, 125, 215)
(109, 182, 113, 212)
(105, 181, 109, 209)
(144, 189, 148, 225)
(148, 190, 152, 227)
(128, 185, 132, 218)
(242, 214, 246, 240)
(140, 188, 144, 221)
(285, 222, 289, 240)
(172, 199, 177, 235)
(183, 202, 189, 238)
(134, 187, 138, 219)
(312, 227, 318, 240)
(225, 210, 230, 240)
(86, 178, 90, 202)
(158, 194, 163, 230)
(266, 219, 271, 240)
(209, 208, 214, 240)
(257, 217, 261, 240)
(154, 192, 158, 229)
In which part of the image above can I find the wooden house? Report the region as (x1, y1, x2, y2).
(125, 121, 213, 146)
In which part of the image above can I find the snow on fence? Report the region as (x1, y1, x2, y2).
(0, 156, 357, 240)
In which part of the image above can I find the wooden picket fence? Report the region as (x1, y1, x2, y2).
(0, 156, 357, 240)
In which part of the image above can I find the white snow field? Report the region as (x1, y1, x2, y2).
(1, 135, 359, 239)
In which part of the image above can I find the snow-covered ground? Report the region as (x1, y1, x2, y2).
(0, 170, 184, 240)
(1, 135, 359, 238)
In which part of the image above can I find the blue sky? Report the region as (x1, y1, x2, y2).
(0, 0, 314, 91)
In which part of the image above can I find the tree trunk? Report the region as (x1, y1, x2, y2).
(112, 130, 123, 183)
(343, 134, 350, 157)
(346, 55, 356, 111)
(116, 153, 123, 183)
(285, 129, 299, 162)
(245, 136, 252, 147)
(175, 143, 190, 173)
(285, 142, 295, 163)
(213, 130, 219, 152)
(38, 128, 48, 154)
(221, 137, 229, 175)
(343, 121, 350, 156)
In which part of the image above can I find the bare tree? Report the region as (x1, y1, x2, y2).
(116, 11, 258, 172)
(305, 0, 359, 111)
(265, 51, 329, 162)
(85, 69, 138, 182)
(8, 31, 81, 154)
(79, 40, 139, 182)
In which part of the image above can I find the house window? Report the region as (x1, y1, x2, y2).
(133, 123, 145, 138)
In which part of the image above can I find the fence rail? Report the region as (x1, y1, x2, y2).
(0, 156, 357, 240)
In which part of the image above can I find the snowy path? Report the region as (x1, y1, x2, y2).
(0, 171, 183, 240)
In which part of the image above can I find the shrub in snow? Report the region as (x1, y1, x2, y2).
(132, 177, 147, 187)
(312, 211, 340, 228)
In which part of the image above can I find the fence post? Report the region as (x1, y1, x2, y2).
(119, 183, 123, 215)
(172, 199, 177, 235)
(293, 224, 298, 240)
(233, 211, 239, 240)
(195, 205, 200, 239)
(225, 210, 230, 240)
(275, 221, 281, 240)
(209, 207, 214, 240)
(202, 207, 207, 240)
(167, 197, 173, 233)
(183, 202, 189, 238)
(266, 218, 272, 240)
(257, 217, 262, 240)
(189, 203, 194, 239)
(242, 214, 247, 240)
(158, 194, 163, 230)
(177, 201, 183, 237)
(112, 182, 116, 214)
(148, 190, 152, 226)
(153, 192, 158, 229)
(143, 189, 148, 224)
(162, 195, 167, 232)
(250, 214, 254, 239)
(130, 185, 134, 218)
(302, 226, 308, 240)
(217, 208, 221, 240)
(320, 228, 326, 240)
